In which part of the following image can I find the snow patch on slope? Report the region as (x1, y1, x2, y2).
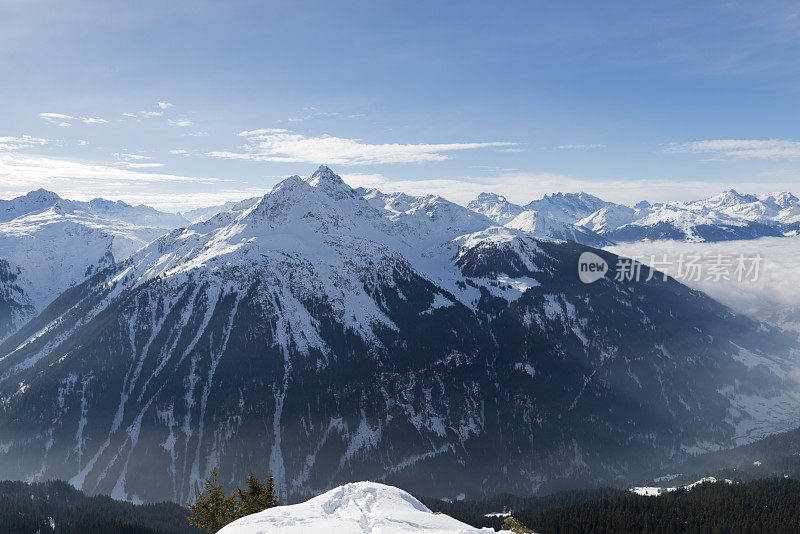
(218, 481, 493, 534)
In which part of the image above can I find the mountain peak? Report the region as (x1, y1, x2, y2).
(707, 189, 759, 207)
(304, 165, 356, 200)
(760, 191, 799, 208)
(306, 165, 342, 186)
(467, 192, 524, 224)
(24, 188, 62, 204)
(88, 198, 133, 210)
(476, 192, 508, 203)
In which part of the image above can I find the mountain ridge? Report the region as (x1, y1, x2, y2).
(0, 167, 797, 505)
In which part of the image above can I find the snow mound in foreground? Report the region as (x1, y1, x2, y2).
(217, 481, 494, 533)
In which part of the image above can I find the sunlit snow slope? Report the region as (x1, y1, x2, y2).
(219, 482, 493, 534)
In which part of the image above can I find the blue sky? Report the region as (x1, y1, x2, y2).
(1, 0, 799, 211)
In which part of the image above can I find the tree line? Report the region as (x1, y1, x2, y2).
(433, 477, 800, 533)
(0, 479, 198, 534)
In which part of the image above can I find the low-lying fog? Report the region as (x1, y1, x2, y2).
(608, 236, 800, 333)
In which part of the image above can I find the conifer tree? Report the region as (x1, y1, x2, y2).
(236, 472, 269, 517)
(264, 473, 281, 508)
(186, 467, 237, 532)
(234, 472, 281, 519)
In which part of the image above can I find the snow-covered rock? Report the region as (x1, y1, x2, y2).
(577, 204, 639, 234)
(0, 190, 188, 341)
(471, 188, 800, 243)
(522, 192, 612, 224)
(182, 200, 258, 224)
(218, 482, 492, 534)
(466, 192, 525, 224)
(630, 477, 734, 496)
(358, 188, 498, 248)
(589, 189, 799, 242)
(505, 210, 613, 247)
(466, 192, 611, 246)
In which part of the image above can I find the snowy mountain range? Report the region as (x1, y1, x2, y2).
(467, 193, 612, 247)
(0, 190, 188, 342)
(0, 167, 797, 505)
(2, 184, 793, 346)
(470, 189, 800, 243)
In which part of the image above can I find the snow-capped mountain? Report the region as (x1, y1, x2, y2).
(599, 202, 784, 243)
(357, 188, 497, 246)
(505, 210, 613, 247)
(466, 193, 525, 224)
(0, 190, 188, 341)
(577, 203, 639, 234)
(218, 482, 492, 534)
(577, 189, 800, 242)
(467, 192, 611, 246)
(182, 197, 261, 224)
(0, 167, 798, 505)
(522, 192, 613, 224)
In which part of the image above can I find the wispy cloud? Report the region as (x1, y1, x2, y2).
(288, 112, 339, 122)
(553, 144, 605, 150)
(170, 149, 190, 156)
(0, 152, 222, 187)
(40, 113, 107, 126)
(206, 129, 517, 165)
(182, 131, 209, 137)
(0, 135, 47, 151)
(112, 152, 151, 161)
(122, 110, 163, 119)
(157, 101, 174, 109)
(0, 135, 242, 212)
(666, 139, 800, 159)
(121, 162, 166, 169)
(168, 119, 193, 127)
(111, 152, 166, 169)
(285, 107, 340, 122)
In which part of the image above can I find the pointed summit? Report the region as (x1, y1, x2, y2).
(306, 165, 343, 186)
(467, 192, 524, 224)
(304, 165, 355, 200)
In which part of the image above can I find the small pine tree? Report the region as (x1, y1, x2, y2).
(186, 467, 238, 532)
(235, 472, 281, 519)
(264, 473, 281, 508)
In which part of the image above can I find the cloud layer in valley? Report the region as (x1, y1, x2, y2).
(609, 237, 800, 330)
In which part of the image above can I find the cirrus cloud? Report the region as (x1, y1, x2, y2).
(666, 139, 800, 159)
(206, 129, 517, 165)
(0, 135, 47, 151)
(40, 112, 107, 126)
